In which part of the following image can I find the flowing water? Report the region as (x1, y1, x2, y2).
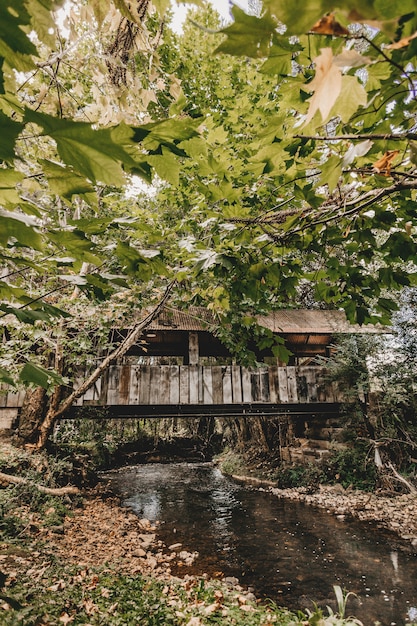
(106, 462, 417, 625)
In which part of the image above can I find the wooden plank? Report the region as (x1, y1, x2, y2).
(202, 367, 213, 404)
(277, 368, 289, 403)
(179, 366, 189, 404)
(189, 332, 199, 365)
(296, 368, 308, 403)
(211, 366, 223, 404)
(260, 368, 270, 402)
(198, 366, 204, 403)
(139, 365, 151, 405)
(107, 365, 121, 405)
(316, 367, 328, 402)
(118, 364, 131, 405)
(305, 367, 318, 403)
(98, 368, 109, 405)
(158, 366, 171, 405)
(129, 366, 140, 404)
(169, 366, 180, 404)
(250, 369, 261, 402)
(232, 367, 242, 403)
(268, 366, 279, 403)
(241, 368, 252, 402)
(222, 366, 233, 404)
(287, 366, 298, 402)
(149, 366, 161, 405)
(189, 365, 199, 403)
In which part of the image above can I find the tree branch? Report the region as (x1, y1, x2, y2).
(295, 133, 417, 142)
(0, 471, 79, 495)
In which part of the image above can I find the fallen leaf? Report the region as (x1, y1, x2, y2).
(387, 31, 417, 50)
(310, 13, 349, 36)
(304, 48, 342, 125)
(48, 580, 66, 592)
(204, 602, 222, 615)
(214, 589, 224, 602)
(373, 150, 399, 175)
(186, 618, 202, 626)
(59, 613, 74, 624)
(83, 599, 98, 615)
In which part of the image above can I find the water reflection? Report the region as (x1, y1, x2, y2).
(106, 463, 417, 625)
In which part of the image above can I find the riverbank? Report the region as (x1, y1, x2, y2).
(1, 441, 365, 625)
(228, 476, 417, 549)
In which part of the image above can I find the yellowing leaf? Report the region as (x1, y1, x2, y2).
(310, 13, 349, 36)
(373, 150, 399, 175)
(387, 31, 417, 50)
(303, 48, 342, 125)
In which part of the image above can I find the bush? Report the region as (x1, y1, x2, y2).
(324, 444, 377, 491)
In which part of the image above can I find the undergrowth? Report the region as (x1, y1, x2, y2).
(1, 564, 366, 626)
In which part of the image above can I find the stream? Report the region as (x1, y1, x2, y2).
(105, 462, 417, 625)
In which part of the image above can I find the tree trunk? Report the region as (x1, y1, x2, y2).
(17, 386, 46, 444)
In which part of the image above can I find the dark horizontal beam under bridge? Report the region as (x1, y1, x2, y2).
(63, 403, 342, 420)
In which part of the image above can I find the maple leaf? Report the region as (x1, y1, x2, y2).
(310, 13, 349, 36)
(373, 150, 399, 175)
(303, 48, 342, 125)
(387, 31, 417, 50)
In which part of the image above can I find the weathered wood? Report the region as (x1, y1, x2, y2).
(1, 363, 352, 423)
(169, 366, 180, 404)
(250, 370, 261, 402)
(211, 366, 224, 404)
(304, 367, 318, 402)
(189, 332, 199, 365)
(119, 364, 131, 405)
(268, 366, 279, 403)
(277, 368, 289, 402)
(107, 365, 121, 405)
(189, 365, 199, 403)
(159, 366, 171, 405)
(202, 367, 213, 404)
(222, 366, 233, 404)
(149, 366, 161, 405)
(139, 365, 151, 405)
(179, 366, 189, 404)
(129, 366, 140, 404)
(296, 371, 309, 403)
(241, 368, 252, 403)
(287, 366, 298, 402)
(232, 366, 242, 403)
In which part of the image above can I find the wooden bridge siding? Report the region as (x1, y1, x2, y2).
(0, 366, 345, 412)
(73, 365, 338, 406)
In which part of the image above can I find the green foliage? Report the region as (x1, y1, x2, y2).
(276, 463, 326, 489)
(2, 561, 362, 626)
(324, 445, 377, 491)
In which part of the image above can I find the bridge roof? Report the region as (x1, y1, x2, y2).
(147, 307, 385, 334)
